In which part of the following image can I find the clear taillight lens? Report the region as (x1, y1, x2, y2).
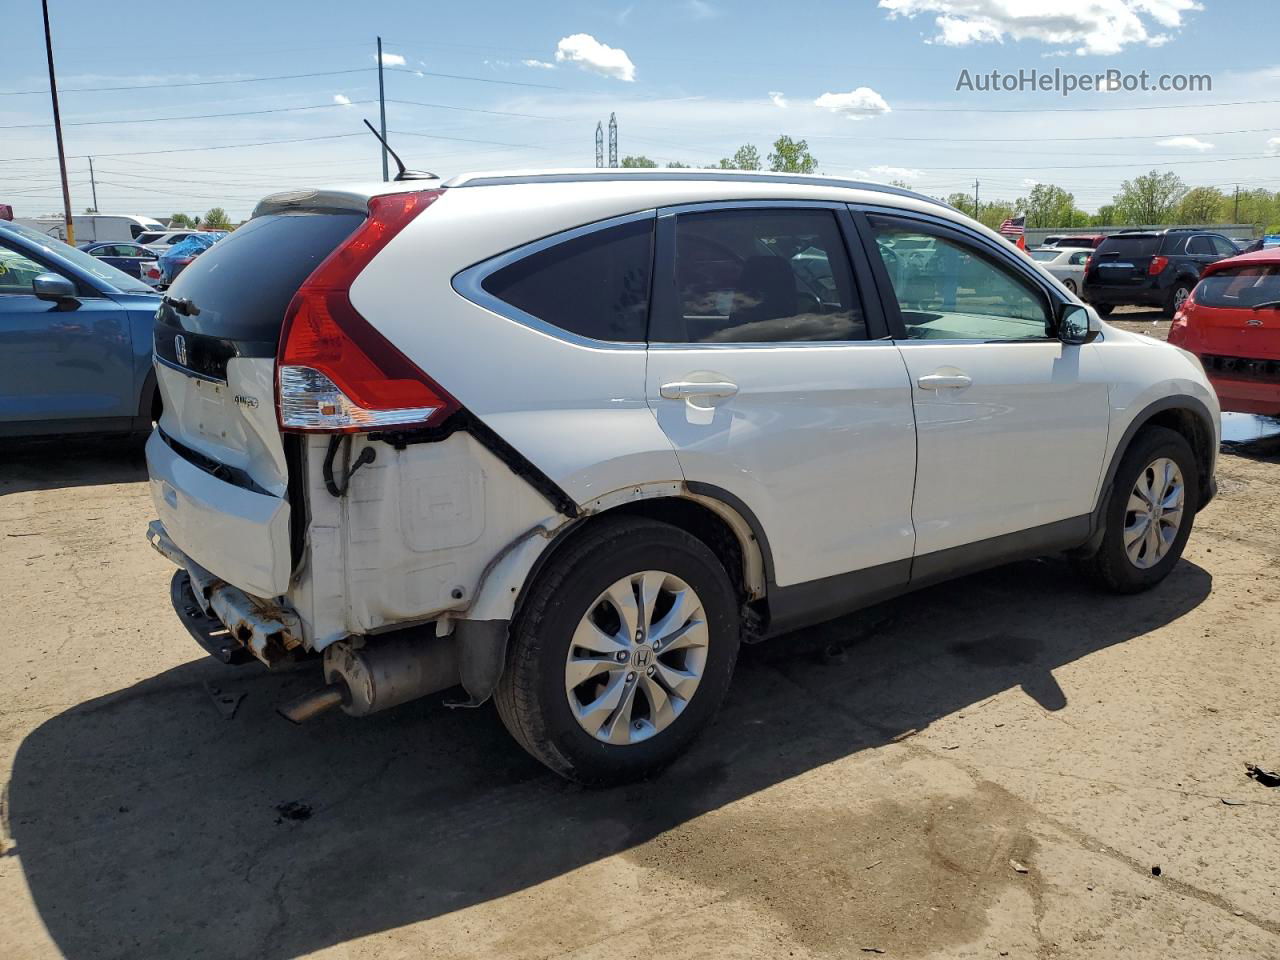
(278, 365, 441, 431)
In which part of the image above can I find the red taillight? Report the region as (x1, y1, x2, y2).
(276, 190, 456, 433)
(1083, 255, 1092, 273)
(1149, 255, 1169, 275)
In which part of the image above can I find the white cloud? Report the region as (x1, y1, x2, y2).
(1267, 136, 1280, 155)
(878, 0, 1202, 56)
(768, 91, 788, 108)
(814, 87, 891, 120)
(686, 0, 719, 19)
(1157, 135, 1214, 151)
(375, 52, 406, 67)
(522, 59, 556, 70)
(1022, 178, 1041, 188)
(871, 165, 923, 180)
(555, 34, 637, 82)
(332, 94, 351, 106)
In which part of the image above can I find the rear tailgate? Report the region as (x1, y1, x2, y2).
(148, 208, 364, 595)
(1187, 263, 1280, 363)
(1088, 234, 1160, 288)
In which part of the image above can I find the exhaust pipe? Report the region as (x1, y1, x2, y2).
(279, 630, 461, 723)
(278, 684, 345, 724)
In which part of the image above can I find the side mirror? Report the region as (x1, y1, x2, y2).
(1057, 302, 1098, 345)
(32, 273, 78, 303)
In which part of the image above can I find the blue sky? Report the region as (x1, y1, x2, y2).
(3, 0, 1278, 220)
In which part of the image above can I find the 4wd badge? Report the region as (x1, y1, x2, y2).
(234, 395, 259, 408)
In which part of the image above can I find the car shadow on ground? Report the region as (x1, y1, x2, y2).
(0, 437, 147, 495)
(9, 555, 1212, 960)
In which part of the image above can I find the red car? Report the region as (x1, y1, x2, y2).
(1169, 249, 1280, 415)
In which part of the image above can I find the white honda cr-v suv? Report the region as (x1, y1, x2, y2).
(145, 169, 1218, 784)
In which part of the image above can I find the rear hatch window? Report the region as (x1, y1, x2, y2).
(1091, 235, 1159, 284)
(1195, 265, 1280, 310)
(155, 210, 362, 373)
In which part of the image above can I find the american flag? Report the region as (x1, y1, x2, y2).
(999, 215, 1026, 238)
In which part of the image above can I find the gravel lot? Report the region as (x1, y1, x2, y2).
(2, 317, 1278, 959)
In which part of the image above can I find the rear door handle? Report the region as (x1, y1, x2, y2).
(916, 374, 972, 390)
(660, 380, 739, 400)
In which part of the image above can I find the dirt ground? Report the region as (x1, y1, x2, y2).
(2, 320, 1279, 959)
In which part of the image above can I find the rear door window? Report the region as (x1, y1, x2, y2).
(1186, 236, 1214, 255)
(481, 218, 654, 343)
(1212, 236, 1238, 256)
(658, 207, 865, 343)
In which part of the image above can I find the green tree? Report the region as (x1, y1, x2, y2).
(1232, 188, 1280, 231)
(621, 155, 657, 168)
(767, 135, 817, 174)
(976, 200, 1017, 233)
(1175, 186, 1226, 224)
(665, 161, 691, 168)
(1113, 170, 1187, 226)
(1091, 204, 1118, 227)
(718, 144, 762, 170)
(169, 213, 194, 227)
(1017, 184, 1077, 228)
(203, 207, 232, 230)
(888, 179, 912, 190)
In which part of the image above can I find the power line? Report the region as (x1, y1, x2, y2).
(0, 67, 377, 97)
(0, 132, 367, 163)
(0, 99, 378, 130)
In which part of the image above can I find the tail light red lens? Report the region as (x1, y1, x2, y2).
(277, 190, 457, 433)
(1149, 255, 1169, 275)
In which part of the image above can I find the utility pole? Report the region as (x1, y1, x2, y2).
(41, 0, 74, 244)
(595, 122, 604, 168)
(376, 37, 389, 182)
(973, 179, 980, 220)
(608, 112, 618, 168)
(88, 156, 98, 213)
(1233, 184, 1240, 223)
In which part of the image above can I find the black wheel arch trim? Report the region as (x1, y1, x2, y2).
(1083, 394, 1217, 551)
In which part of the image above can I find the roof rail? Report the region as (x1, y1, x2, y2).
(444, 168, 953, 211)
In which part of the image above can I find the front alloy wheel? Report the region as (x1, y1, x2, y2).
(1123, 457, 1185, 569)
(565, 571, 708, 745)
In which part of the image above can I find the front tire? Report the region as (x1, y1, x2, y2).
(1094, 303, 1114, 317)
(1073, 426, 1199, 593)
(495, 517, 741, 785)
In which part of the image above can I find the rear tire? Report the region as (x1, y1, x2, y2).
(1094, 304, 1114, 317)
(495, 517, 741, 785)
(1165, 282, 1192, 318)
(1063, 278, 1077, 294)
(1073, 426, 1199, 593)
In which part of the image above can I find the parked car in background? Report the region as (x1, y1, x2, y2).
(80, 241, 161, 284)
(136, 229, 217, 252)
(1083, 228, 1238, 317)
(12, 214, 166, 243)
(156, 232, 224, 287)
(1052, 235, 1105, 249)
(0, 220, 162, 439)
(144, 170, 1219, 785)
(1169, 249, 1280, 415)
(1029, 246, 1091, 294)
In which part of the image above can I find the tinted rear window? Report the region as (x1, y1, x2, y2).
(481, 218, 653, 342)
(136, 232, 162, 244)
(1030, 250, 1060, 262)
(162, 211, 362, 343)
(1195, 265, 1280, 308)
(1054, 238, 1097, 248)
(1097, 235, 1159, 258)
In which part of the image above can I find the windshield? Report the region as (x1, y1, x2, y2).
(1, 220, 153, 293)
(1196, 265, 1280, 308)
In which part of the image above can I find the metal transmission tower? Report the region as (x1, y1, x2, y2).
(608, 112, 618, 168)
(595, 122, 604, 168)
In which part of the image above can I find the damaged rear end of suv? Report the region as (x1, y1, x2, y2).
(148, 183, 588, 735)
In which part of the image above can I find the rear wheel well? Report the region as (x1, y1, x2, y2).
(517, 498, 754, 627)
(1135, 407, 1214, 507)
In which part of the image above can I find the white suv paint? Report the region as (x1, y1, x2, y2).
(144, 170, 1219, 784)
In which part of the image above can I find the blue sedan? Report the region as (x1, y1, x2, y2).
(79, 241, 163, 286)
(0, 220, 162, 439)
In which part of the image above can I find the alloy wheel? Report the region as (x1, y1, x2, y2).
(1123, 457, 1185, 569)
(564, 571, 709, 745)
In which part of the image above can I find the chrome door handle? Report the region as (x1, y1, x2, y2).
(916, 374, 972, 390)
(660, 380, 739, 400)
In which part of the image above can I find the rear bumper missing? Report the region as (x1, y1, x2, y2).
(148, 520, 307, 666)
